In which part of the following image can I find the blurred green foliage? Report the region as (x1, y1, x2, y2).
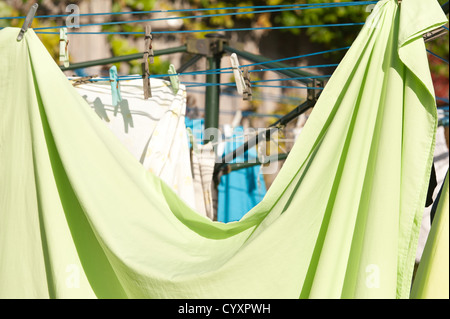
(1, 0, 448, 78)
(183, 0, 448, 75)
(186, 0, 370, 45)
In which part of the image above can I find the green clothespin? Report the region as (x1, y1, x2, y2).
(109, 66, 122, 108)
(168, 64, 180, 94)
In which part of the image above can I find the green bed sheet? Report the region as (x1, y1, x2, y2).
(0, 0, 447, 298)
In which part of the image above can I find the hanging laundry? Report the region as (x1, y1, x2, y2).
(185, 118, 216, 220)
(184, 119, 267, 222)
(74, 77, 201, 217)
(190, 142, 216, 220)
(0, 0, 447, 299)
(217, 125, 266, 223)
(416, 126, 449, 264)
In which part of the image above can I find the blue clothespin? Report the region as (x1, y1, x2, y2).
(59, 27, 69, 68)
(168, 64, 180, 94)
(109, 66, 122, 108)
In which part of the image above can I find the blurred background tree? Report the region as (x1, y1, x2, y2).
(1, 0, 448, 93)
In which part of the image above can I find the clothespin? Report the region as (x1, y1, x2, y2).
(109, 66, 122, 108)
(168, 64, 180, 94)
(307, 79, 321, 101)
(230, 53, 246, 95)
(17, 3, 38, 41)
(70, 75, 95, 87)
(142, 25, 153, 99)
(59, 27, 69, 68)
(242, 67, 252, 101)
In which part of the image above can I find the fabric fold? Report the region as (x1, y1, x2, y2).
(0, 0, 447, 299)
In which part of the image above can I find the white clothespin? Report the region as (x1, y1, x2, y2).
(230, 53, 247, 95)
(59, 27, 69, 68)
(17, 3, 38, 41)
(168, 64, 180, 94)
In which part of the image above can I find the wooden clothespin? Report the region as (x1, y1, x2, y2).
(70, 75, 95, 87)
(17, 3, 38, 41)
(242, 67, 252, 101)
(307, 79, 322, 101)
(168, 64, 180, 94)
(59, 27, 70, 68)
(109, 66, 122, 108)
(142, 25, 154, 99)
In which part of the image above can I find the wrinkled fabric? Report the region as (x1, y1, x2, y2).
(0, 0, 447, 299)
(74, 78, 200, 215)
(411, 172, 449, 299)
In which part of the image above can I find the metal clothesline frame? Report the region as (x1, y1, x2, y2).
(60, 34, 326, 184)
(60, 33, 327, 141)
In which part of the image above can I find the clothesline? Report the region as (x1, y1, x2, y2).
(77, 64, 338, 84)
(181, 74, 332, 87)
(190, 89, 449, 107)
(187, 88, 305, 106)
(427, 49, 449, 64)
(32, 23, 366, 35)
(183, 83, 324, 90)
(240, 47, 350, 68)
(33, 3, 375, 31)
(66, 45, 446, 89)
(436, 97, 450, 103)
(78, 45, 349, 76)
(0, 1, 378, 20)
(187, 107, 283, 119)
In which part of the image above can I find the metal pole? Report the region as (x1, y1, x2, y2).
(226, 152, 290, 173)
(203, 34, 224, 143)
(217, 99, 315, 166)
(178, 54, 203, 73)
